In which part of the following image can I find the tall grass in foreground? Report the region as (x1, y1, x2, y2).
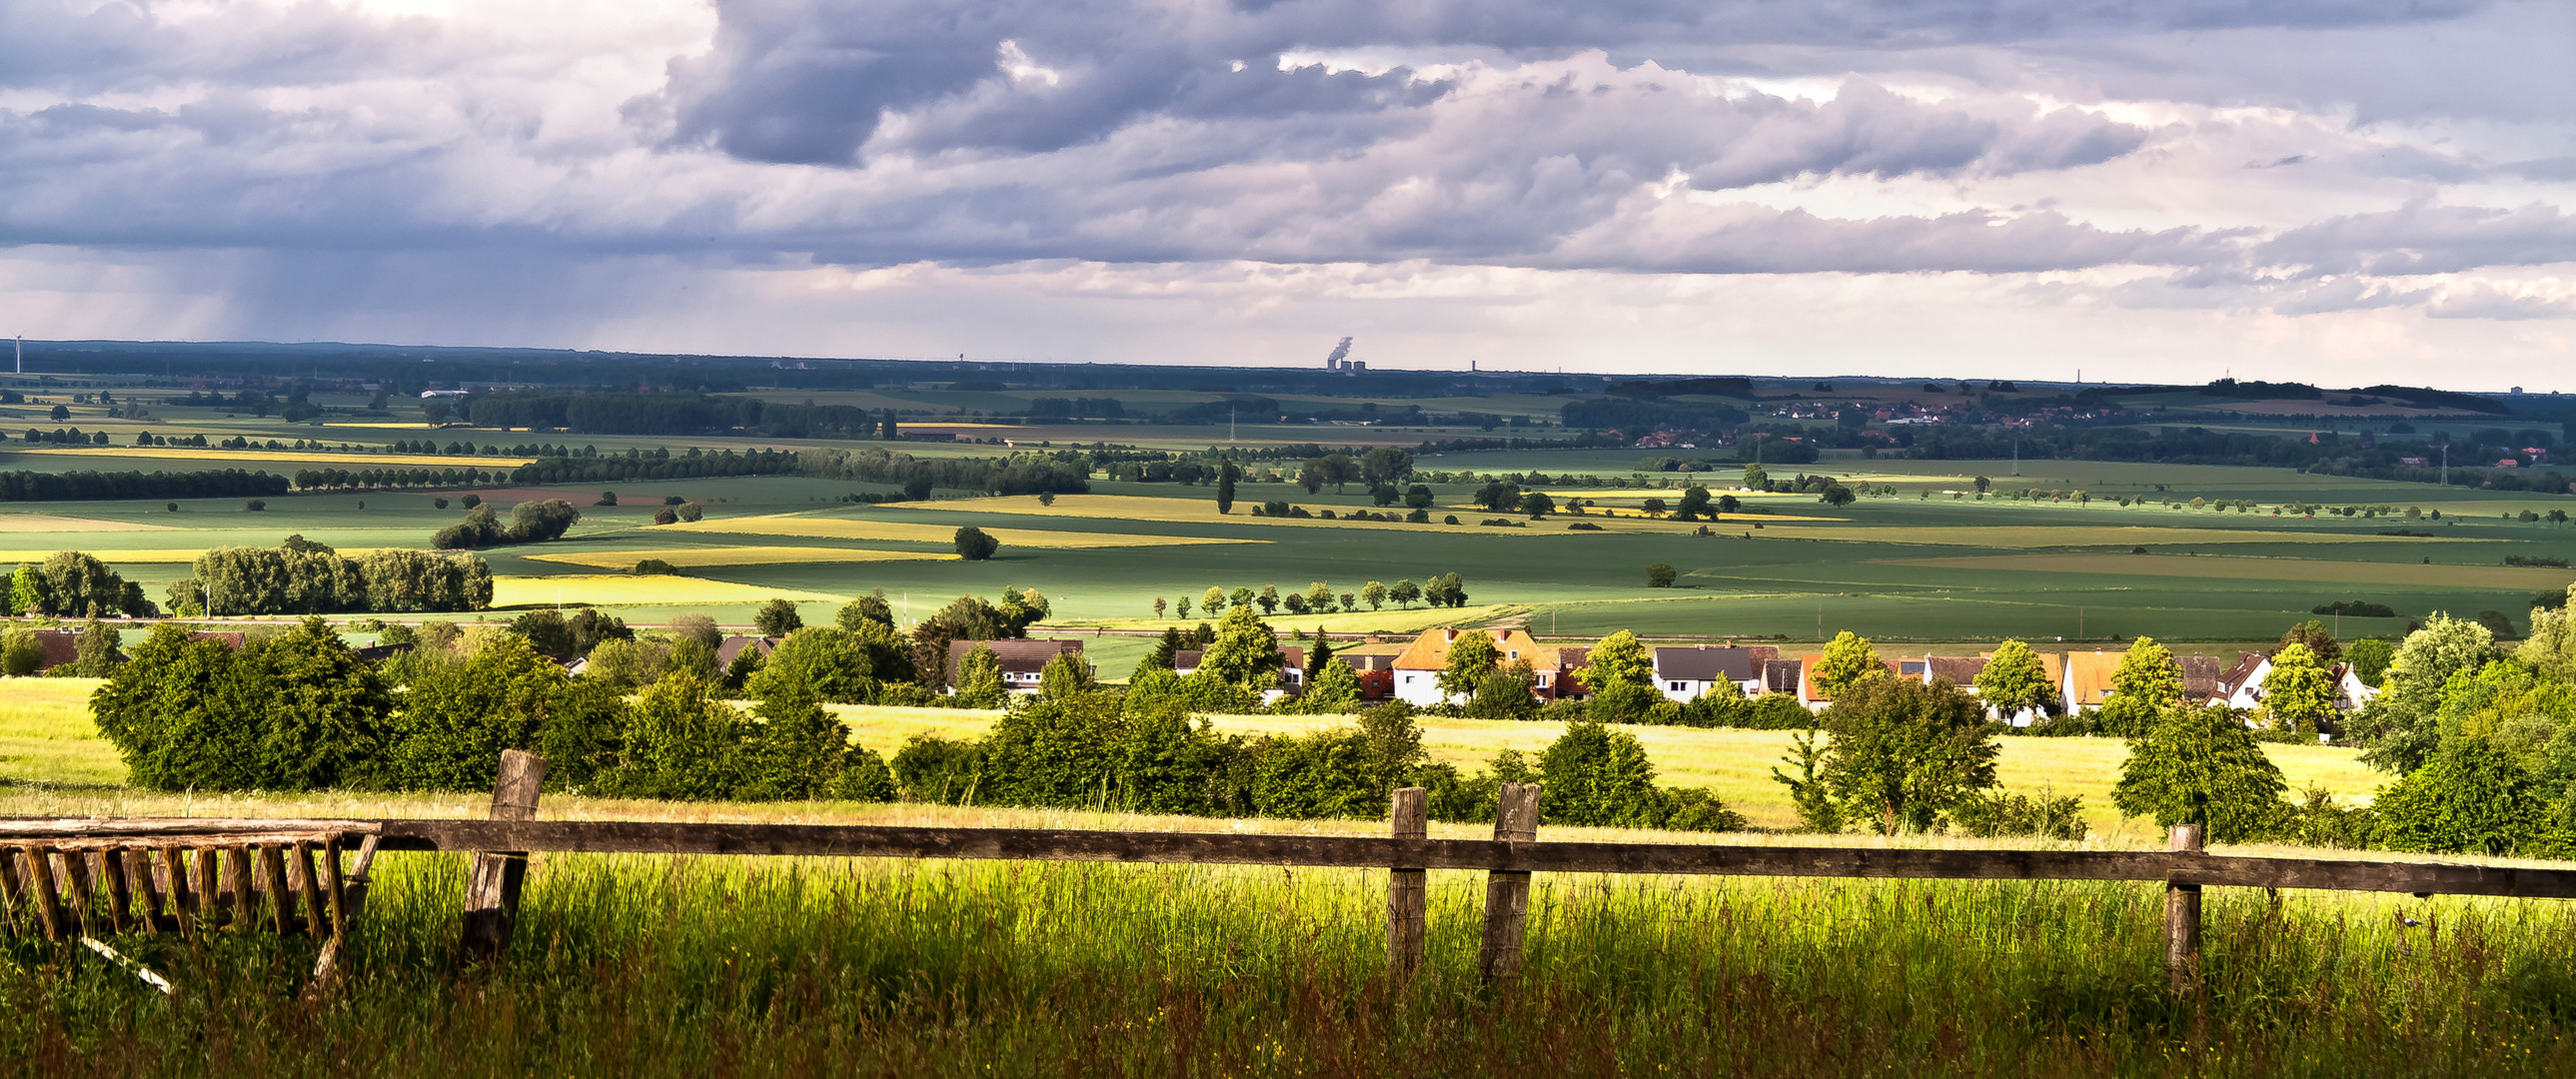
(7, 855, 2576, 1077)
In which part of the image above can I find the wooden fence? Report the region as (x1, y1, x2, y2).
(15, 751, 2576, 991)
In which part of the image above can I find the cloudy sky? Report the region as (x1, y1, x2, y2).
(2, 0, 2571, 387)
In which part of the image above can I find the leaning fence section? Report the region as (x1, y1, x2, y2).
(11, 750, 2576, 990)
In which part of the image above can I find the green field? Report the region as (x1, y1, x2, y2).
(2, 390, 2570, 642)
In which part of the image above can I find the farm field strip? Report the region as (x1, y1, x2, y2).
(6, 447, 535, 468)
(1741, 524, 2490, 547)
(525, 545, 954, 569)
(1050, 602, 1526, 634)
(0, 513, 177, 533)
(489, 574, 845, 607)
(670, 512, 1270, 548)
(1881, 552, 2576, 589)
(920, 495, 1717, 535)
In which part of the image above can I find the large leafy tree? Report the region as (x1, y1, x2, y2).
(1973, 638, 2054, 720)
(1817, 677, 1997, 834)
(1437, 631, 1501, 701)
(2110, 636, 2186, 707)
(1812, 630, 1887, 700)
(2261, 641, 2337, 735)
(2357, 614, 2500, 773)
(1195, 603, 1284, 691)
(954, 645, 1007, 707)
(2273, 619, 2343, 665)
(2111, 703, 2288, 843)
(1297, 657, 1363, 713)
(1577, 630, 1660, 722)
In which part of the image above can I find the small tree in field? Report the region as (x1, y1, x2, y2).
(1390, 578, 1421, 608)
(2112, 703, 2288, 843)
(1646, 562, 1677, 588)
(1818, 677, 1997, 834)
(1361, 580, 1386, 611)
(953, 527, 999, 560)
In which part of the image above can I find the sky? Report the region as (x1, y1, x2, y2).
(1, 0, 2571, 388)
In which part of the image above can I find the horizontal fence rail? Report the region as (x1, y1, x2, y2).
(365, 818, 2576, 901)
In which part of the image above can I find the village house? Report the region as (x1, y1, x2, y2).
(1388, 627, 1550, 706)
(945, 638, 1086, 693)
(1651, 645, 1766, 702)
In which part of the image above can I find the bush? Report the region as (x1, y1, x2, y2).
(635, 558, 678, 575)
(754, 597, 804, 637)
(1566, 522, 1603, 531)
(2375, 738, 2549, 856)
(954, 526, 999, 560)
(245, 500, 266, 512)
(677, 503, 703, 523)
(1948, 789, 2088, 839)
(890, 733, 983, 803)
(652, 508, 678, 526)
(92, 619, 394, 792)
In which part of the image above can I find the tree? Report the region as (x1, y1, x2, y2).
(1646, 562, 1677, 587)
(1195, 604, 1284, 690)
(953, 526, 999, 560)
(1576, 629, 1659, 723)
(1361, 580, 1386, 611)
(601, 671, 744, 801)
(1473, 480, 1522, 513)
(1538, 721, 1666, 827)
(2111, 703, 2290, 843)
(838, 589, 895, 631)
(1523, 492, 1556, 519)
(1403, 485, 1434, 511)
(1467, 661, 1540, 720)
(1305, 580, 1335, 612)
(1216, 461, 1238, 514)
(1298, 460, 1325, 494)
(1424, 572, 1468, 608)
(9, 563, 46, 616)
(1230, 585, 1255, 612)
(1812, 630, 1887, 699)
(753, 597, 804, 637)
(954, 645, 1006, 707)
(1257, 583, 1280, 615)
(2261, 641, 2336, 735)
(1818, 677, 1998, 834)
(0, 628, 42, 676)
(1973, 638, 2054, 721)
(1314, 454, 1360, 493)
(1437, 631, 1500, 701)
(71, 617, 124, 676)
(2273, 619, 2343, 665)
(1299, 658, 1363, 713)
(1820, 484, 1855, 508)
(1202, 585, 1227, 616)
(1174, 595, 1192, 619)
(1390, 578, 1421, 608)
(1675, 485, 1712, 521)
(1360, 447, 1413, 486)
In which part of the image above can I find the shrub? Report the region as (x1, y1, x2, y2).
(245, 500, 266, 512)
(1948, 789, 2088, 839)
(1818, 677, 1997, 834)
(92, 619, 395, 792)
(635, 558, 678, 575)
(1566, 522, 1603, 531)
(2375, 737, 2549, 856)
(677, 503, 703, 522)
(597, 491, 619, 507)
(890, 733, 983, 803)
(652, 508, 678, 526)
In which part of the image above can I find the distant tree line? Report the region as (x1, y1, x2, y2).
(462, 393, 894, 438)
(799, 448, 1091, 497)
(432, 501, 583, 550)
(6, 552, 155, 617)
(0, 469, 291, 503)
(512, 447, 800, 485)
(168, 538, 492, 615)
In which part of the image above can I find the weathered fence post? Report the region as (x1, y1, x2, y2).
(461, 749, 546, 964)
(1387, 786, 1428, 978)
(2166, 823, 2204, 992)
(1480, 781, 1542, 985)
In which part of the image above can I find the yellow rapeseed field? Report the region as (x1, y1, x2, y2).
(489, 574, 843, 607)
(672, 512, 1267, 548)
(524, 545, 953, 569)
(13, 447, 533, 468)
